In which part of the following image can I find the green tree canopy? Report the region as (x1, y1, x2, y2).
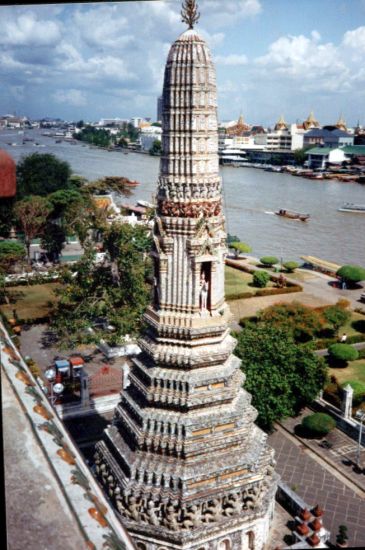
(337, 265, 365, 284)
(17, 153, 72, 198)
(283, 261, 299, 273)
(149, 140, 162, 156)
(48, 189, 85, 220)
(0, 240, 26, 272)
(52, 223, 152, 347)
(260, 256, 279, 267)
(41, 222, 66, 261)
(259, 302, 324, 343)
(324, 302, 351, 335)
(229, 241, 252, 258)
(301, 413, 336, 436)
(235, 323, 327, 429)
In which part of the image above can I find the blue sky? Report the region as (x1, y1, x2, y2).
(1, 0, 365, 126)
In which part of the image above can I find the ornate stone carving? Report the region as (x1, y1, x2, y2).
(158, 199, 221, 218)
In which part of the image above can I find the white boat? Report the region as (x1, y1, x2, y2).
(338, 203, 365, 213)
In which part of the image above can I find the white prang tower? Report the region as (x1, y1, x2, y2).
(95, 2, 278, 548)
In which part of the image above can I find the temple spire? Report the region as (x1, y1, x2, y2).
(181, 0, 200, 29)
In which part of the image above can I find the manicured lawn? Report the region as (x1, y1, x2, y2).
(225, 266, 252, 298)
(329, 360, 365, 385)
(342, 312, 365, 337)
(0, 283, 60, 321)
(224, 266, 274, 299)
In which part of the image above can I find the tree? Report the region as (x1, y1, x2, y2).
(14, 196, 51, 263)
(229, 241, 252, 258)
(76, 120, 84, 129)
(235, 323, 327, 430)
(336, 525, 349, 546)
(283, 261, 299, 273)
(253, 270, 270, 288)
(328, 343, 359, 367)
(0, 198, 16, 238)
(260, 256, 279, 267)
(227, 234, 241, 245)
(0, 241, 26, 272)
(83, 177, 133, 198)
(48, 189, 85, 221)
(41, 223, 66, 261)
(118, 137, 129, 148)
(337, 265, 365, 286)
(17, 153, 72, 198)
(149, 139, 162, 156)
(259, 302, 324, 343)
(293, 146, 312, 166)
(324, 302, 351, 336)
(301, 413, 336, 436)
(52, 224, 152, 347)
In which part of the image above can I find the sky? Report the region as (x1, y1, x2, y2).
(1, 0, 365, 126)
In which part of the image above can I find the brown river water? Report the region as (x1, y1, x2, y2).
(1, 129, 364, 265)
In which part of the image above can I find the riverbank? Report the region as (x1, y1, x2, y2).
(2, 128, 365, 265)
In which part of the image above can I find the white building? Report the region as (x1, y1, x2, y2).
(306, 147, 347, 169)
(139, 125, 162, 151)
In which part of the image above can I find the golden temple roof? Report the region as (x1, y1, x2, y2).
(303, 110, 320, 130)
(335, 114, 347, 131)
(274, 114, 288, 131)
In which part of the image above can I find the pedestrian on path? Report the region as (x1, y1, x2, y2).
(340, 333, 347, 343)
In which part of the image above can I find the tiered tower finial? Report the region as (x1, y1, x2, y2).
(181, 0, 200, 29)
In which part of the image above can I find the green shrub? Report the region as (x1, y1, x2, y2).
(301, 412, 336, 436)
(260, 256, 279, 267)
(358, 348, 365, 359)
(328, 343, 359, 364)
(342, 380, 365, 404)
(226, 291, 254, 301)
(337, 265, 365, 284)
(253, 270, 270, 288)
(283, 261, 299, 273)
(255, 285, 302, 296)
(324, 304, 351, 334)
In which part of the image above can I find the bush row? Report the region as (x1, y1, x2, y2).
(255, 285, 303, 296)
(5, 275, 59, 287)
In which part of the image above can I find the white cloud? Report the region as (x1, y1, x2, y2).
(215, 54, 248, 66)
(200, 0, 262, 27)
(1, 13, 61, 46)
(53, 89, 87, 107)
(343, 26, 365, 51)
(255, 32, 349, 92)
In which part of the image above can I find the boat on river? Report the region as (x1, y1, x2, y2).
(275, 209, 310, 221)
(338, 203, 365, 213)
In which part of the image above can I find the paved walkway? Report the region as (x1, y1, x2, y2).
(268, 425, 365, 547)
(280, 408, 365, 492)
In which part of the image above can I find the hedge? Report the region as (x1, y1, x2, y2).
(255, 285, 302, 296)
(226, 291, 254, 301)
(301, 412, 336, 436)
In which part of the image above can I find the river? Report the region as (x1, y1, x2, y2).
(1, 129, 365, 266)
